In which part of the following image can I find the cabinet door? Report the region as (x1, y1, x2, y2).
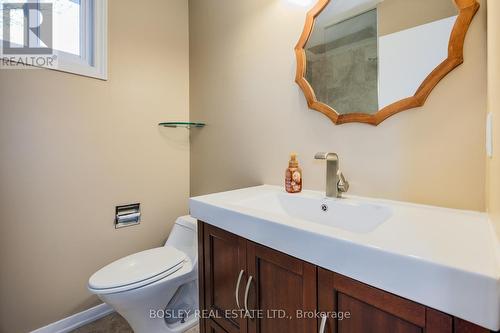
(206, 319, 230, 333)
(246, 242, 317, 333)
(317, 268, 452, 333)
(203, 224, 248, 333)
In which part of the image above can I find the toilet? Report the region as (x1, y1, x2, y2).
(88, 216, 198, 333)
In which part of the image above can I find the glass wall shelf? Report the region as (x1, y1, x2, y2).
(158, 122, 206, 129)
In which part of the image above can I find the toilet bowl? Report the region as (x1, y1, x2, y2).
(88, 216, 198, 333)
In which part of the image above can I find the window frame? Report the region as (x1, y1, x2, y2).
(0, 0, 108, 80)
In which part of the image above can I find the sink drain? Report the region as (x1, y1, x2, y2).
(321, 204, 328, 212)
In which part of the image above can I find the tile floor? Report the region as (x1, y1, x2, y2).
(70, 312, 199, 333)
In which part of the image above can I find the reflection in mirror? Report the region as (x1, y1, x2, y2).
(306, 8, 378, 114)
(297, 0, 472, 124)
(378, 0, 458, 110)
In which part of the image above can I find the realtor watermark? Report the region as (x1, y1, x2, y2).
(149, 309, 352, 321)
(1, 2, 57, 69)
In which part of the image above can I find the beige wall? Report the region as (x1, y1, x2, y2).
(190, 0, 487, 211)
(379, 0, 458, 36)
(487, 0, 500, 238)
(0, 0, 190, 332)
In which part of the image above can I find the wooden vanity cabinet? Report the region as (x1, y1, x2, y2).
(246, 241, 317, 333)
(318, 268, 452, 333)
(201, 223, 247, 333)
(200, 222, 317, 333)
(198, 221, 492, 333)
(206, 319, 232, 333)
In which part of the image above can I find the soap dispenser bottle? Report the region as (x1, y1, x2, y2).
(285, 153, 302, 193)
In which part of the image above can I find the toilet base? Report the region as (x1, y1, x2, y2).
(97, 261, 198, 333)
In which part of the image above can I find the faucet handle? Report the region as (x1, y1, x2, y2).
(337, 171, 349, 193)
(314, 152, 328, 160)
(314, 152, 339, 160)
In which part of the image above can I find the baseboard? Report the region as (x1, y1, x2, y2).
(31, 303, 114, 333)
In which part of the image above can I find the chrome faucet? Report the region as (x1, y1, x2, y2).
(314, 152, 349, 198)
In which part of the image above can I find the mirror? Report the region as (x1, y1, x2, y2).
(295, 0, 479, 125)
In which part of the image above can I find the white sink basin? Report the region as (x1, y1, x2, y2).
(236, 192, 392, 233)
(190, 185, 500, 330)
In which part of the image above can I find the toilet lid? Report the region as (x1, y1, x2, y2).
(89, 246, 187, 290)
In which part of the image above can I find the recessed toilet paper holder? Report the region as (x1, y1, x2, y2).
(115, 203, 141, 229)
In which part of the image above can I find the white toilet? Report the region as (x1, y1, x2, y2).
(88, 216, 198, 333)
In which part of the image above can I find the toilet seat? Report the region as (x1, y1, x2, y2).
(88, 246, 187, 294)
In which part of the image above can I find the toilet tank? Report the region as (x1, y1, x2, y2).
(165, 216, 197, 263)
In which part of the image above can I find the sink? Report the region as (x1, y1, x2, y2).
(236, 192, 392, 233)
(190, 185, 500, 330)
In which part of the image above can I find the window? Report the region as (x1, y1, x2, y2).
(0, 0, 107, 79)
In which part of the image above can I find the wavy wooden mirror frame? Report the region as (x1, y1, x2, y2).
(295, 0, 480, 126)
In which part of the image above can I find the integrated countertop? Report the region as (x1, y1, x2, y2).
(190, 185, 500, 330)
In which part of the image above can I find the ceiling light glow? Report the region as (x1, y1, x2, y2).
(286, 0, 315, 7)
